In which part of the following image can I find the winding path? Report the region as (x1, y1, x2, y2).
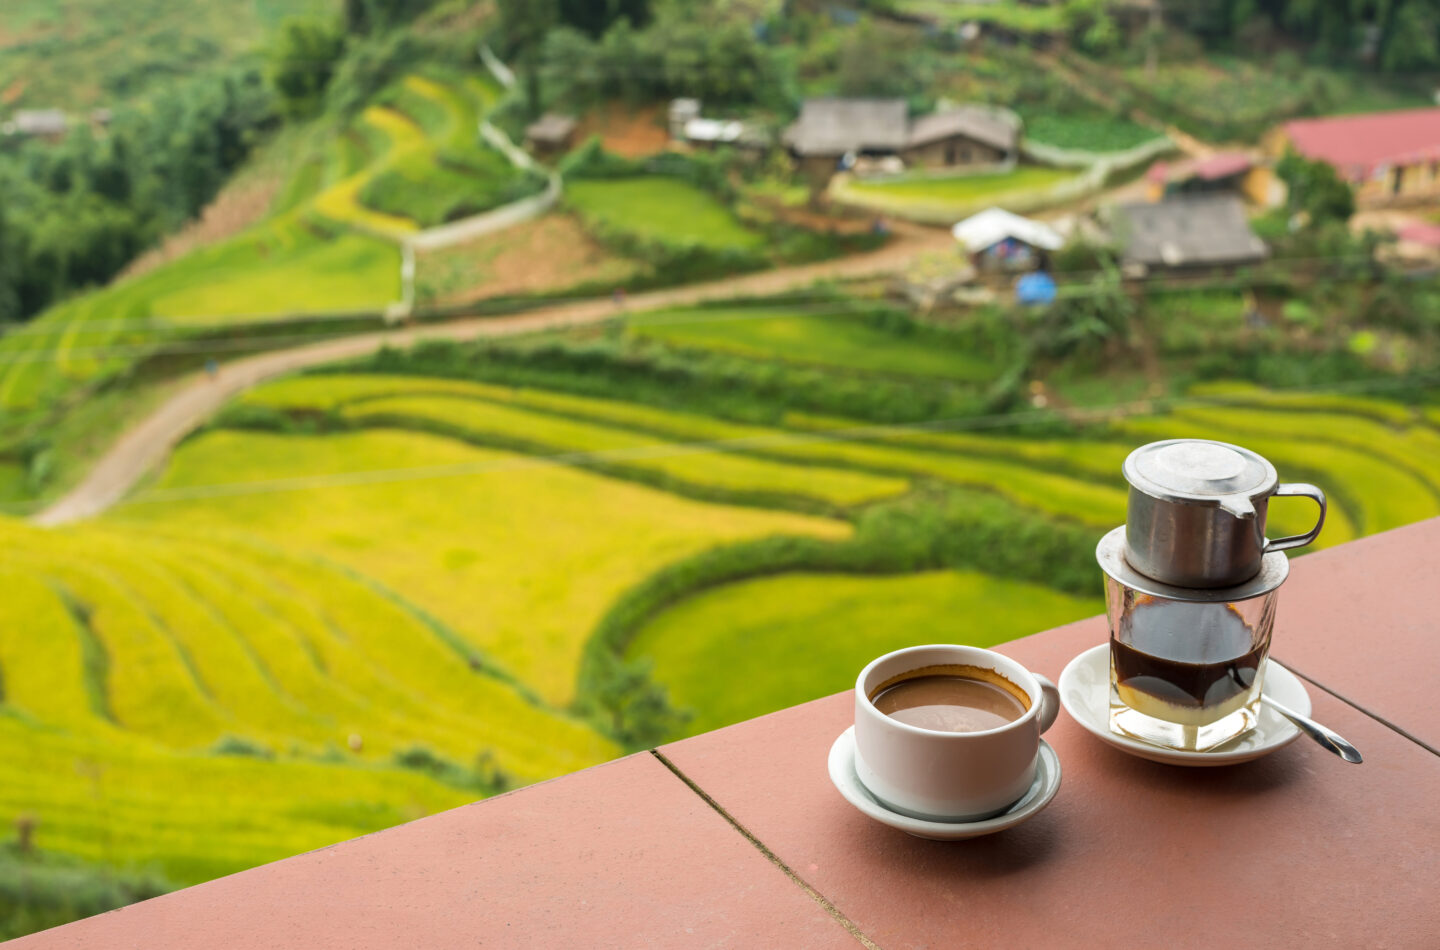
(34, 226, 951, 526)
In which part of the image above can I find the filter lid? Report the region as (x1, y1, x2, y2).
(1124, 439, 1277, 508)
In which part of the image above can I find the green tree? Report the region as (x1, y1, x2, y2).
(344, 0, 443, 35)
(538, 9, 790, 112)
(1065, 0, 1121, 55)
(559, 0, 651, 37)
(499, 0, 559, 115)
(323, 30, 422, 116)
(0, 64, 274, 324)
(1381, 1, 1440, 71)
(1277, 151, 1355, 226)
(268, 17, 346, 120)
(837, 21, 918, 98)
(589, 653, 689, 749)
(0, 202, 20, 324)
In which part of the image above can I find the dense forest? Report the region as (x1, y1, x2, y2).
(0, 68, 273, 323)
(1162, 0, 1440, 71)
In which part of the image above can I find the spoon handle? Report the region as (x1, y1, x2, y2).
(1261, 695, 1363, 764)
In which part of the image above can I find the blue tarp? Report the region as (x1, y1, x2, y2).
(1015, 271, 1057, 306)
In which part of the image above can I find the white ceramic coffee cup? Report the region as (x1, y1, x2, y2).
(854, 644, 1060, 822)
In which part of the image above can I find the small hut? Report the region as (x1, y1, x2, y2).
(524, 114, 578, 159)
(951, 208, 1063, 272)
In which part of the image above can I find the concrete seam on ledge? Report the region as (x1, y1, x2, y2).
(1277, 655, 1440, 758)
(650, 749, 883, 950)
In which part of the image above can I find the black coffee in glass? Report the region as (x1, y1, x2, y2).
(1107, 593, 1274, 751)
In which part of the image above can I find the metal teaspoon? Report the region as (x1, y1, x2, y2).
(1262, 694, 1363, 764)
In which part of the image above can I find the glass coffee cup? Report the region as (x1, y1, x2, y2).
(1098, 527, 1288, 752)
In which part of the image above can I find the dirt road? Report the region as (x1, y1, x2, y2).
(34, 226, 951, 526)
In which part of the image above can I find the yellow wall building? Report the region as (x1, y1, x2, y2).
(1268, 108, 1440, 208)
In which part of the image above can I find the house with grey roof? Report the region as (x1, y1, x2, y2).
(524, 113, 578, 158)
(905, 106, 1018, 167)
(783, 98, 1019, 185)
(2, 108, 68, 140)
(1111, 195, 1267, 275)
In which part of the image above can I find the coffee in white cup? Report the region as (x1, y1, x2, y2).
(854, 645, 1060, 822)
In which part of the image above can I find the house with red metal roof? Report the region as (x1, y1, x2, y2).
(1267, 108, 1440, 207)
(1144, 152, 1277, 205)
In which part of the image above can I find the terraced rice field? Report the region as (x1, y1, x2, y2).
(8, 328, 1440, 896)
(0, 514, 612, 883)
(340, 394, 910, 508)
(566, 177, 765, 249)
(226, 370, 1440, 723)
(111, 428, 852, 704)
(240, 372, 1131, 525)
(628, 306, 1002, 381)
(842, 166, 1078, 215)
(360, 74, 539, 227)
(627, 571, 1101, 734)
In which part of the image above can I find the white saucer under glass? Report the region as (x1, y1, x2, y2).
(1059, 643, 1310, 766)
(827, 727, 1061, 840)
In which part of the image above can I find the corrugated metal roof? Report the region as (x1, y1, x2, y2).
(1283, 108, 1440, 180)
(952, 207, 1063, 252)
(13, 109, 67, 135)
(908, 106, 1017, 153)
(525, 114, 577, 144)
(1114, 195, 1268, 268)
(1148, 152, 1254, 185)
(784, 99, 1019, 158)
(1398, 222, 1440, 247)
(784, 99, 909, 156)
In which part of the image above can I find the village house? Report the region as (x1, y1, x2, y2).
(783, 98, 1019, 186)
(1145, 152, 1277, 206)
(1, 108, 68, 141)
(523, 113, 578, 160)
(1394, 222, 1440, 264)
(1266, 107, 1440, 207)
(667, 98, 769, 153)
(951, 207, 1063, 273)
(1111, 195, 1268, 276)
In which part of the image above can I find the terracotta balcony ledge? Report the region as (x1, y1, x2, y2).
(13, 520, 1440, 949)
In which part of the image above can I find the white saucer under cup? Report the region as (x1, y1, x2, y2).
(1058, 644, 1310, 767)
(828, 727, 1062, 840)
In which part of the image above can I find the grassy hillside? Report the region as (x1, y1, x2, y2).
(0, 0, 337, 108)
(0, 62, 540, 493)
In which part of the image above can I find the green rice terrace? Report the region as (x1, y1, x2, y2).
(5, 290, 1440, 906)
(566, 176, 765, 251)
(838, 166, 1080, 218)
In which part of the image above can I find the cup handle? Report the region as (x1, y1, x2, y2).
(1034, 674, 1060, 734)
(1263, 483, 1327, 554)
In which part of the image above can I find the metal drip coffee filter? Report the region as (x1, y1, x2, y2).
(1122, 439, 1325, 588)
